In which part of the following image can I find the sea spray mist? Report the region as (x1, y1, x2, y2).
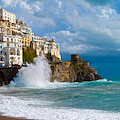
(10, 54, 51, 87)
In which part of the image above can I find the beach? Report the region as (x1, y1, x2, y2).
(0, 115, 28, 120)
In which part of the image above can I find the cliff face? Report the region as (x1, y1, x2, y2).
(0, 67, 20, 86)
(46, 54, 102, 82)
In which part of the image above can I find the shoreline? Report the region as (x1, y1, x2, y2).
(0, 114, 31, 120)
(0, 116, 27, 120)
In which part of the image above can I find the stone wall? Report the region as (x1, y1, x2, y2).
(0, 67, 20, 86)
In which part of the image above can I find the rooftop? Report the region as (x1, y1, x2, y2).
(0, 9, 15, 15)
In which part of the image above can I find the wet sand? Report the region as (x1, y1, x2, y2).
(0, 116, 25, 120)
(0, 115, 32, 120)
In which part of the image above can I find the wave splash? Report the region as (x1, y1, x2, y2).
(10, 54, 51, 87)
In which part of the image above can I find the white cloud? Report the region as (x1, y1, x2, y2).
(45, 30, 101, 54)
(20, 0, 31, 10)
(32, 1, 43, 12)
(43, 0, 120, 54)
(0, 0, 56, 27)
(57, 0, 62, 8)
(1, 0, 19, 7)
(33, 4, 41, 12)
(36, 17, 55, 26)
(117, 49, 120, 51)
(1, 0, 120, 55)
(1, 0, 13, 5)
(61, 43, 102, 54)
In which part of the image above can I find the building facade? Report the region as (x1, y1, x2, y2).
(0, 9, 61, 67)
(0, 9, 16, 23)
(0, 35, 23, 67)
(32, 37, 61, 60)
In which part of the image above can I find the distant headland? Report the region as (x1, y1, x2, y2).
(46, 54, 102, 82)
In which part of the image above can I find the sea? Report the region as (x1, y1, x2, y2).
(0, 55, 120, 120)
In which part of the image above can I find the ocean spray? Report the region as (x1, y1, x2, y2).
(10, 54, 51, 87)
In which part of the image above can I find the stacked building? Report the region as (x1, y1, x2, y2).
(0, 9, 61, 67)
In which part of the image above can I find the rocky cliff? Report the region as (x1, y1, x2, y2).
(46, 54, 102, 82)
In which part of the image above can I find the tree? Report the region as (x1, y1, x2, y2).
(23, 46, 37, 63)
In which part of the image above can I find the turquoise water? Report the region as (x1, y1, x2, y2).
(0, 79, 120, 119)
(0, 57, 120, 119)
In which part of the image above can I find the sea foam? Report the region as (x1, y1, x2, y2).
(0, 93, 120, 120)
(10, 54, 51, 87)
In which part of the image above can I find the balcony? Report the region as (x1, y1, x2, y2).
(0, 61, 5, 64)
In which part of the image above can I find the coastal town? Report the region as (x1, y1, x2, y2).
(0, 9, 102, 86)
(0, 9, 61, 67)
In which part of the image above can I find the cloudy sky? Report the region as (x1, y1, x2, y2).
(1, 0, 120, 59)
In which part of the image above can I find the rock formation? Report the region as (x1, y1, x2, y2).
(46, 54, 102, 82)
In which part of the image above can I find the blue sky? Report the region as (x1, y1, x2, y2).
(1, 0, 120, 59)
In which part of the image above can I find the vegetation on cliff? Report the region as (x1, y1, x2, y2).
(23, 43, 37, 63)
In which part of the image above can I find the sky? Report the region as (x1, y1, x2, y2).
(1, 0, 120, 60)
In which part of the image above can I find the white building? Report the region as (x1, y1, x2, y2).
(33, 36, 61, 60)
(32, 35, 45, 56)
(0, 35, 23, 67)
(44, 39, 61, 59)
(0, 9, 16, 23)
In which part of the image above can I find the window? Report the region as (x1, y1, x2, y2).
(7, 43, 9, 47)
(7, 38, 9, 42)
(14, 44, 16, 47)
(11, 38, 13, 42)
(10, 57, 14, 60)
(17, 49, 20, 56)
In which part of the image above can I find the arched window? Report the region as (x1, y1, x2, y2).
(17, 49, 20, 56)
(10, 48, 15, 55)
